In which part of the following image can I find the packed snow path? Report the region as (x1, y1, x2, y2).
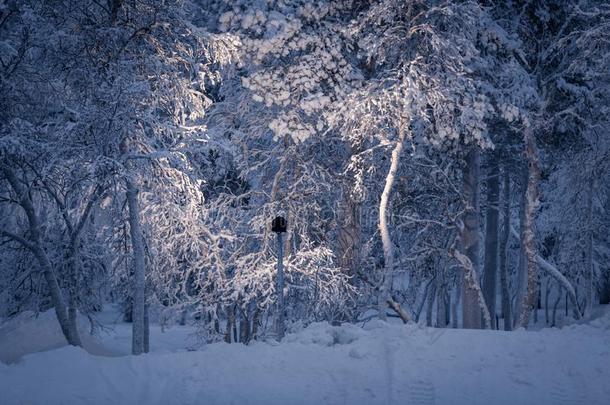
(1, 313, 609, 404)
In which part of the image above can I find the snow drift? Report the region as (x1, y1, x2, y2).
(1, 309, 609, 405)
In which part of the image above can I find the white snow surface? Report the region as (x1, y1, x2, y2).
(1, 306, 609, 405)
(0, 310, 117, 363)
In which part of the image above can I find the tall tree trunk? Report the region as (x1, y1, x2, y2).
(68, 293, 82, 346)
(66, 237, 84, 347)
(0, 165, 80, 346)
(275, 231, 285, 340)
(224, 305, 235, 343)
(584, 176, 594, 314)
(482, 156, 500, 329)
(517, 128, 541, 328)
(143, 304, 150, 353)
(240, 307, 251, 344)
(378, 126, 406, 320)
(415, 278, 433, 323)
(545, 279, 551, 325)
(251, 306, 261, 341)
(34, 176, 102, 346)
(451, 275, 461, 329)
(499, 167, 512, 330)
(426, 278, 437, 327)
(126, 178, 146, 355)
(552, 286, 562, 327)
(600, 275, 610, 305)
(66, 242, 81, 346)
(337, 189, 361, 277)
(513, 164, 528, 328)
(460, 149, 484, 329)
(436, 280, 449, 328)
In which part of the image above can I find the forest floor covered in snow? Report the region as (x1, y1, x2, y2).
(1, 305, 609, 405)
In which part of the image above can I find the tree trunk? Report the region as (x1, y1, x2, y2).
(460, 149, 484, 329)
(552, 286, 562, 327)
(426, 278, 437, 327)
(0, 165, 80, 346)
(240, 307, 251, 344)
(517, 128, 541, 328)
(126, 178, 146, 355)
(68, 293, 82, 346)
(378, 126, 406, 320)
(251, 306, 261, 341)
(67, 237, 84, 347)
(513, 164, 528, 328)
(224, 305, 235, 343)
(40, 179, 103, 347)
(275, 232, 285, 340)
(545, 279, 551, 325)
(482, 156, 500, 329)
(436, 281, 449, 328)
(600, 275, 610, 305)
(36, 244, 79, 345)
(533, 283, 540, 324)
(499, 166, 512, 330)
(584, 176, 594, 314)
(143, 304, 150, 353)
(415, 278, 433, 323)
(337, 190, 361, 277)
(451, 275, 461, 329)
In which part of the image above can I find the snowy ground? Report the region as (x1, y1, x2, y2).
(1, 305, 609, 405)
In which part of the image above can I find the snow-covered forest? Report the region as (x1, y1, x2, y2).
(0, 0, 609, 404)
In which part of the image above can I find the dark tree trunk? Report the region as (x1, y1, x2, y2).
(251, 307, 261, 341)
(240, 307, 250, 344)
(461, 149, 483, 329)
(143, 304, 150, 353)
(600, 275, 610, 305)
(426, 278, 437, 327)
(224, 305, 235, 343)
(482, 156, 500, 329)
(499, 167, 512, 331)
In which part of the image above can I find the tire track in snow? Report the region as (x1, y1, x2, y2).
(547, 374, 589, 405)
(406, 379, 436, 405)
(381, 338, 394, 404)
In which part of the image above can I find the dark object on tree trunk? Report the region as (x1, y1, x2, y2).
(272, 216, 287, 233)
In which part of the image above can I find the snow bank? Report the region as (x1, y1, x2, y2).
(1, 309, 609, 404)
(0, 310, 116, 364)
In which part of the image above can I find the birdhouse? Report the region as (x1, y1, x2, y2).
(271, 216, 287, 233)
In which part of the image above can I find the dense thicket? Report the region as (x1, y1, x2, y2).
(1, 0, 608, 350)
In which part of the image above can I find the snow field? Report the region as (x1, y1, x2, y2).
(1, 307, 609, 404)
